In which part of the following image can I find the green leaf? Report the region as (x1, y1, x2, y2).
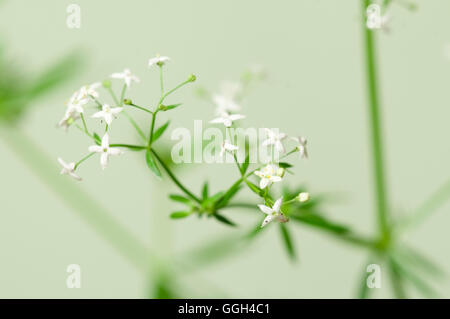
(213, 213, 237, 227)
(169, 194, 191, 205)
(279, 224, 296, 260)
(145, 150, 161, 178)
(399, 247, 445, 278)
(153, 120, 170, 142)
(278, 162, 293, 168)
(160, 103, 181, 111)
(93, 132, 101, 145)
(203, 191, 225, 206)
(202, 182, 209, 200)
(245, 180, 264, 197)
(389, 254, 439, 298)
(170, 211, 191, 219)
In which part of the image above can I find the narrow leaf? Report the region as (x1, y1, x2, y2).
(145, 150, 161, 178)
(170, 211, 191, 219)
(161, 103, 182, 111)
(169, 194, 191, 205)
(245, 180, 264, 197)
(93, 132, 101, 145)
(216, 185, 242, 208)
(279, 223, 296, 260)
(153, 120, 170, 142)
(202, 182, 209, 200)
(278, 162, 293, 168)
(213, 213, 237, 227)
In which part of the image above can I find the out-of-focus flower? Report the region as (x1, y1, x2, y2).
(66, 90, 88, 114)
(148, 55, 170, 68)
(262, 128, 287, 154)
(78, 82, 101, 100)
(58, 109, 80, 130)
(212, 94, 241, 115)
(254, 164, 283, 189)
(297, 192, 310, 203)
(220, 140, 239, 157)
(57, 157, 82, 181)
(210, 112, 245, 127)
(92, 104, 123, 126)
(111, 68, 140, 87)
(291, 136, 308, 159)
(258, 197, 288, 227)
(88, 133, 123, 169)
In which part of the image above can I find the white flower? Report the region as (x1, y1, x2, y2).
(291, 136, 308, 159)
(57, 157, 82, 181)
(210, 112, 245, 127)
(262, 128, 287, 154)
(78, 82, 101, 100)
(254, 164, 283, 189)
(58, 109, 80, 130)
(88, 133, 123, 169)
(219, 81, 242, 99)
(212, 94, 241, 115)
(111, 68, 140, 87)
(258, 197, 289, 228)
(298, 192, 310, 203)
(148, 55, 170, 68)
(220, 140, 239, 157)
(92, 104, 123, 125)
(66, 90, 88, 114)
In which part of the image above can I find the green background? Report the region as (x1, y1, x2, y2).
(0, 0, 449, 298)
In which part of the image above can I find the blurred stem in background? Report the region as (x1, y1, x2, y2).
(362, 0, 390, 245)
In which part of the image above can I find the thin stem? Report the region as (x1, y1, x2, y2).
(122, 111, 147, 142)
(80, 113, 89, 134)
(148, 111, 158, 147)
(400, 178, 450, 231)
(107, 87, 120, 105)
(159, 65, 164, 97)
(362, 0, 390, 241)
(74, 152, 95, 169)
(158, 79, 192, 105)
(110, 143, 148, 150)
(120, 84, 127, 106)
(151, 149, 201, 204)
(129, 103, 153, 115)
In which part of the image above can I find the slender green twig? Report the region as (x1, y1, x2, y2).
(151, 149, 201, 203)
(362, 0, 390, 241)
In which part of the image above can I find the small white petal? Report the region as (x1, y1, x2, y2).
(258, 204, 273, 215)
(108, 147, 122, 156)
(260, 178, 270, 189)
(273, 197, 283, 213)
(261, 215, 273, 228)
(88, 145, 103, 153)
(100, 153, 109, 169)
(101, 133, 110, 149)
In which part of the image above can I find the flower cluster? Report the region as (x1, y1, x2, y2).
(57, 54, 195, 180)
(205, 76, 310, 228)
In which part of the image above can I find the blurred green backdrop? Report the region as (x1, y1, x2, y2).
(0, 0, 449, 298)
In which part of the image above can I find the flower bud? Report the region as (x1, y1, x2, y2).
(297, 192, 310, 203)
(123, 99, 132, 105)
(102, 79, 111, 88)
(276, 167, 285, 178)
(187, 74, 197, 82)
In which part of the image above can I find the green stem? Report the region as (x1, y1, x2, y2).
(107, 87, 120, 105)
(362, 0, 390, 241)
(74, 152, 95, 169)
(129, 103, 153, 115)
(151, 149, 201, 204)
(80, 113, 89, 133)
(110, 143, 148, 150)
(148, 111, 158, 147)
(120, 84, 127, 106)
